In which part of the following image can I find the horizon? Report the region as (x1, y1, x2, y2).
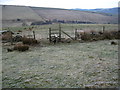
(0, 0, 119, 9)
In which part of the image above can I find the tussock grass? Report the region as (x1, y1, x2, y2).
(2, 32, 13, 41)
(81, 30, 119, 41)
(13, 44, 29, 51)
(22, 37, 38, 45)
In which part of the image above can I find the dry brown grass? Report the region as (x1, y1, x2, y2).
(22, 37, 38, 45)
(81, 30, 119, 41)
(13, 43, 29, 51)
(81, 32, 92, 41)
(2, 32, 13, 41)
(18, 30, 22, 32)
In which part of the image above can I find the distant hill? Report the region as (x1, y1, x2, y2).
(1, 5, 44, 27)
(72, 7, 119, 16)
(31, 7, 117, 24)
(1, 5, 118, 27)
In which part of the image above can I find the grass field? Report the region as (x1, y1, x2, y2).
(2, 24, 119, 88)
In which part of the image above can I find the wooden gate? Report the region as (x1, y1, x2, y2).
(49, 23, 75, 43)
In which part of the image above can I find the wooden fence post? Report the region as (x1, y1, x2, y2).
(75, 29, 77, 40)
(33, 31, 36, 39)
(10, 32, 13, 45)
(49, 28, 51, 42)
(103, 26, 105, 32)
(59, 23, 61, 42)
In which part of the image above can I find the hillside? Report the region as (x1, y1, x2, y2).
(1, 5, 118, 27)
(2, 5, 44, 27)
(32, 7, 117, 24)
(72, 7, 119, 16)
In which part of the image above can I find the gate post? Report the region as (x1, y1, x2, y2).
(75, 29, 77, 40)
(33, 31, 36, 39)
(49, 28, 52, 42)
(103, 26, 105, 32)
(59, 23, 61, 42)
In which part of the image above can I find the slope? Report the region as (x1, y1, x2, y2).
(31, 7, 117, 24)
(2, 5, 44, 27)
(2, 5, 44, 21)
(1, 5, 118, 27)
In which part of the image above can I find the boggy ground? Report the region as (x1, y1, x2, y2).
(2, 40, 118, 88)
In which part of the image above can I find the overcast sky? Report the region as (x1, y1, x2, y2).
(0, 0, 119, 9)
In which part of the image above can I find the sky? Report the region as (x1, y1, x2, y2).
(0, 0, 119, 9)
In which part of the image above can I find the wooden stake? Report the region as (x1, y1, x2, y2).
(10, 33, 13, 45)
(103, 26, 105, 32)
(75, 29, 77, 40)
(59, 23, 61, 42)
(49, 28, 51, 42)
(33, 31, 36, 39)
